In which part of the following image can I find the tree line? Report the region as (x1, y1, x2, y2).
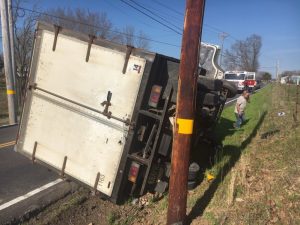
(1, 1, 266, 110)
(224, 34, 262, 73)
(4, 1, 151, 111)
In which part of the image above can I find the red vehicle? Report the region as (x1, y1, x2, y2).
(244, 72, 256, 91)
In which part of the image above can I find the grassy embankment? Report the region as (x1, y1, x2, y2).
(184, 83, 300, 225)
(131, 83, 300, 224)
(20, 84, 300, 225)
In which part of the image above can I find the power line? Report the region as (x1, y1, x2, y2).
(132, 0, 270, 60)
(12, 4, 274, 67)
(152, 0, 183, 16)
(127, 0, 182, 33)
(102, 0, 176, 33)
(12, 6, 181, 48)
(119, 0, 182, 35)
(143, 0, 183, 24)
(152, 0, 239, 40)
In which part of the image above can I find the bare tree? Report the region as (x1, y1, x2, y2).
(120, 25, 150, 49)
(40, 8, 150, 49)
(12, 0, 39, 107)
(136, 30, 150, 49)
(9, 3, 151, 109)
(121, 25, 135, 46)
(40, 8, 114, 38)
(224, 34, 262, 72)
(280, 70, 300, 78)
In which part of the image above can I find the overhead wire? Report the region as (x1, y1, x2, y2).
(103, 0, 180, 34)
(151, 0, 238, 41)
(12, 6, 181, 48)
(102, 0, 176, 33)
(13, 4, 273, 68)
(20, 5, 244, 63)
(126, 0, 183, 33)
(151, 0, 183, 17)
(119, 0, 182, 35)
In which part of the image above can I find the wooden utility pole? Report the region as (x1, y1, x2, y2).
(167, 0, 205, 224)
(8, 0, 17, 91)
(276, 60, 279, 82)
(219, 32, 228, 67)
(0, 0, 17, 124)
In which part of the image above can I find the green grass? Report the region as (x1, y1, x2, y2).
(20, 83, 298, 225)
(185, 83, 300, 224)
(210, 85, 272, 176)
(144, 85, 274, 224)
(107, 211, 120, 225)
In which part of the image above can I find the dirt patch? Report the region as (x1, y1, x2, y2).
(21, 188, 163, 225)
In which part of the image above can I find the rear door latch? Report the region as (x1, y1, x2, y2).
(101, 91, 112, 118)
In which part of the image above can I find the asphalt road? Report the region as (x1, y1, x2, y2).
(0, 125, 58, 204)
(0, 125, 76, 224)
(225, 84, 266, 107)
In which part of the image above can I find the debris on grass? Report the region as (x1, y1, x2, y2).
(206, 173, 215, 182)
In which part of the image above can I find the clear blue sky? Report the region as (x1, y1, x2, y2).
(17, 0, 300, 76)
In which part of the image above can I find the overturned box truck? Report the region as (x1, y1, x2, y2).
(16, 22, 236, 203)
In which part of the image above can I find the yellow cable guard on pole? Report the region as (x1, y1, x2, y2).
(176, 118, 194, 134)
(7, 89, 15, 95)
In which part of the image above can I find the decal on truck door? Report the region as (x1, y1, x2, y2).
(133, 64, 142, 73)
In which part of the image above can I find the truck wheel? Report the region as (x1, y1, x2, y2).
(198, 76, 223, 91)
(188, 162, 200, 181)
(222, 80, 237, 98)
(198, 92, 220, 106)
(187, 181, 197, 190)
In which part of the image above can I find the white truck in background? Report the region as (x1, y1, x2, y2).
(224, 71, 256, 92)
(16, 22, 236, 203)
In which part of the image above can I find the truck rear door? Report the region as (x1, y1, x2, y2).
(16, 22, 151, 198)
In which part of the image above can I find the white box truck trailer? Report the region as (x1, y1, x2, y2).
(16, 22, 236, 203)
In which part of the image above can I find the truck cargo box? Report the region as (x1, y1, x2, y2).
(16, 22, 181, 202)
(16, 22, 235, 203)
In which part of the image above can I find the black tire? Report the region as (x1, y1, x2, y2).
(222, 80, 237, 98)
(200, 106, 211, 117)
(188, 162, 200, 181)
(198, 92, 220, 106)
(199, 68, 206, 76)
(198, 76, 223, 91)
(187, 181, 197, 190)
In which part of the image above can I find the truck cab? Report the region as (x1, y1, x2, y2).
(224, 71, 247, 92)
(244, 72, 256, 91)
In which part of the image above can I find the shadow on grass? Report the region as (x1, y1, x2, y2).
(186, 111, 267, 224)
(216, 117, 250, 143)
(190, 116, 250, 173)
